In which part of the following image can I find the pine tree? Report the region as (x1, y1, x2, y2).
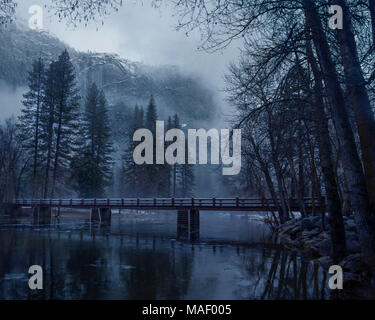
(180, 151, 195, 197)
(18, 57, 45, 197)
(171, 114, 195, 197)
(144, 95, 159, 196)
(71, 83, 113, 198)
(50, 50, 81, 198)
(171, 115, 180, 196)
(146, 95, 157, 134)
(40, 60, 58, 198)
(122, 105, 145, 196)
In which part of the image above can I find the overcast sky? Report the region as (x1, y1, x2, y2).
(15, 1, 240, 98)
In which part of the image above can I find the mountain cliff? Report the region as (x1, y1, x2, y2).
(0, 22, 218, 125)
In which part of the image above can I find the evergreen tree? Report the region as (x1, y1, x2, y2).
(180, 150, 195, 197)
(171, 115, 181, 196)
(40, 60, 58, 198)
(50, 50, 81, 198)
(146, 95, 157, 134)
(121, 105, 145, 196)
(18, 57, 45, 197)
(71, 83, 113, 198)
(144, 95, 159, 196)
(170, 114, 195, 197)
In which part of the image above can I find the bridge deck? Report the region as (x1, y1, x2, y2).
(12, 198, 322, 212)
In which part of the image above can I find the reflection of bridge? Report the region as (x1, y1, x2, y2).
(10, 197, 322, 241)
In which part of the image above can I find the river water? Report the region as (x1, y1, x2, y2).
(0, 210, 330, 300)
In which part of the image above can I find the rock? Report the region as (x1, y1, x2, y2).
(301, 218, 315, 231)
(344, 272, 361, 284)
(318, 256, 334, 269)
(346, 219, 357, 232)
(310, 215, 322, 226)
(319, 239, 332, 256)
(340, 254, 363, 273)
(346, 240, 361, 254)
(303, 228, 321, 238)
(303, 246, 320, 257)
(345, 231, 359, 242)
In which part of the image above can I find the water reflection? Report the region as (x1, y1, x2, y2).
(0, 212, 330, 300)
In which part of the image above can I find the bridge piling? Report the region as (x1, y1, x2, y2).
(91, 208, 101, 222)
(177, 209, 200, 242)
(90, 208, 112, 225)
(34, 206, 52, 224)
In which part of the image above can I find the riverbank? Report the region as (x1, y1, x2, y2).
(276, 215, 375, 298)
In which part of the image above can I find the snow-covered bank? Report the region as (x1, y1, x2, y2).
(276, 216, 375, 298)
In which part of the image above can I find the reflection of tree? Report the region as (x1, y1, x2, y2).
(65, 241, 108, 299)
(261, 248, 281, 299)
(1, 228, 333, 300)
(119, 245, 194, 299)
(242, 248, 330, 300)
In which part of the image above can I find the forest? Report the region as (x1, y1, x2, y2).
(0, 49, 195, 203)
(1, 0, 375, 289)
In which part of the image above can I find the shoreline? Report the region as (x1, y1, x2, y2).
(275, 215, 375, 299)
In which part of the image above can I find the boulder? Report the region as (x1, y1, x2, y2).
(346, 240, 361, 254)
(346, 219, 357, 232)
(345, 231, 359, 242)
(340, 254, 363, 273)
(319, 239, 332, 256)
(318, 256, 334, 269)
(344, 272, 361, 284)
(301, 217, 315, 231)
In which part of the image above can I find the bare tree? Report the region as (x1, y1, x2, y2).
(0, 118, 28, 207)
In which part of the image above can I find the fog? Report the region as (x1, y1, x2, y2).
(0, 1, 243, 197)
(15, 1, 240, 105)
(0, 80, 26, 120)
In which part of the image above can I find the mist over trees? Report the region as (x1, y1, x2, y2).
(18, 50, 81, 199)
(120, 96, 195, 197)
(71, 83, 114, 198)
(0, 118, 26, 204)
(1, 49, 196, 201)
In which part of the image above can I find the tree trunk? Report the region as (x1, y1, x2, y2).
(32, 76, 42, 198)
(305, 38, 347, 259)
(249, 133, 281, 225)
(43, 106, 54, 199)
(332, 0, 375, 211)
(286, 153, 306, 218)
(369, 0, 375, 46)
(51, 108, 63, 199)
(303, 0, 374, 260)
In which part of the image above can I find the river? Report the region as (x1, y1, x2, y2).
(0, 210, 329, 300)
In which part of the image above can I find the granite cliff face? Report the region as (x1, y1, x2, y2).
(0, 22, 218, 125)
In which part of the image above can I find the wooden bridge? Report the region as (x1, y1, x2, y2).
(9, 197, 322, 242)
(12, 197, 321, 212)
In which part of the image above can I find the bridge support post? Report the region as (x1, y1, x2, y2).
(177, 210, 189, 240)
(189, 209, 200, 242)
(90, 208, 112, 225)
(177, 209, 200, 242)
(37, 206, 52, 224)
(33, 207, 39, 223)
(91, 208, 100, 222)
(100, 208, 112, 225)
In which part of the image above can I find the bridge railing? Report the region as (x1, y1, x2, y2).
(13, 197, 322, 209)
